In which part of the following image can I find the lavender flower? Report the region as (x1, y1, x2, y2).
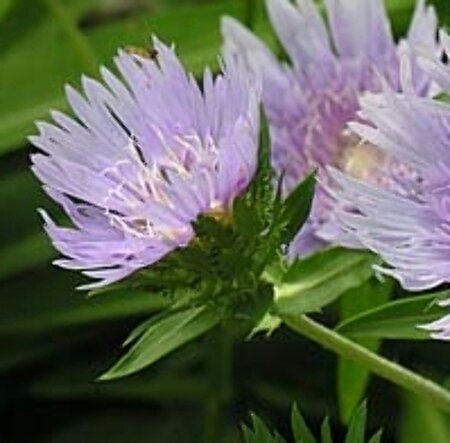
(330, 33, 450, 340)
(222, 0, 440, 255)
(31, 38, 260, 289)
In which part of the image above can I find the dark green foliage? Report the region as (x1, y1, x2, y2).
(242, 403, 382, 443)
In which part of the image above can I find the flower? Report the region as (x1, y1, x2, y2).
(329, 32, 450, 340)
(222, 0, 440, 255)
(31, 38, 261, 290)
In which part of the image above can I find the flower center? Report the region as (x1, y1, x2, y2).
(206, 201, 233, 225)
(335, 129, 387, 182)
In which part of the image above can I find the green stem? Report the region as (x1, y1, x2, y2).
(41, 0, 98, 75)
(203, 329, 233, 443)
(282, 314, 450, 413)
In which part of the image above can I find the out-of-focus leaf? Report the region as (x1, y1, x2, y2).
(0, 1, 243, 154)
(31, 370, 207, 403)
(338, 278, 393, 423)
(0, 170, 51, 244)
(336, 291, 450, 340)
(274, 248, 376, 316)
(0, 0, 47, 56)
(0, 168, 60, 281)
(100, 306, 221, 380)
(0, 289, 165, 336)
(0, 0, 13, 20)
(0, 232, 55, 281)
(50, 411, 199, 443)
(320, 417, 333, 443)
(367, 431, 383, 443)
(0, 268, 166, 336)
(399, 394, 450, 443)
(0, 333, 88, 373)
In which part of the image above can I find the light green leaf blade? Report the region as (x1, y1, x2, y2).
(100, 306, 221, 380)
(344, 401, 367, 443)
(338, 278, 393, 423)
(367, 431, 383, 443)
(275, 248, 376, 316)
(249, 313, 282, 338)
(291, 404, 317, 443)
(242, 413, 285, 443)
(320, 417, 333, 443)
(336, 291, 450, 340)
(399, 394, 450, 443)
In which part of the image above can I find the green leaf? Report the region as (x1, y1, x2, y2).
(338, 278, 393, 423)
(233, 110, 274, 240)
(31, 368, 208, 403)
(275, 248, 376, 316)
(0, 333, 89, 374)
(0, 1, 243, 154)
(242, 401, 383, 443)
(249, 313, 282, 338)
(291, 404, 317, 443)
(0, 232, 55, 281)
(399, 394, 450, 443)
(0, 283, 166, 336)
(320, 417, 333, 443)
(242, 414, 285, 443)
(336, 291, 450, 340)
(280, 171, 315, 245)
(48, 410, 199, 443)
(345, 401, 367, 443)
(0, 0, 13, 21)
(100, 306, 221, 380)
(0, 0, 47, 56)
(367, 431, 383, 443)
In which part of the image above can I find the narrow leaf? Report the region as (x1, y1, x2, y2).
(280, 171, 316, 244)
(320, 417, 333, 443)
(367, 431, 383, 443)
(242, 413, 285, 443)
(344, 402, 367, 443)
(275, 248, 376, 316)
(100, 306, 220, 380)
(336, 291, 450, 340)
(291, 404, 317, 443)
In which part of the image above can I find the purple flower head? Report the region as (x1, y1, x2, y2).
(222, 0, 440, 255)
(329, 32, 450, 339)
(31, 38, 261, 290)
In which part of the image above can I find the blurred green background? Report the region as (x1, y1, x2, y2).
(1, 0, 450, 441)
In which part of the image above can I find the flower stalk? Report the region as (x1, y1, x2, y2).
(282, 314, 450, 412)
